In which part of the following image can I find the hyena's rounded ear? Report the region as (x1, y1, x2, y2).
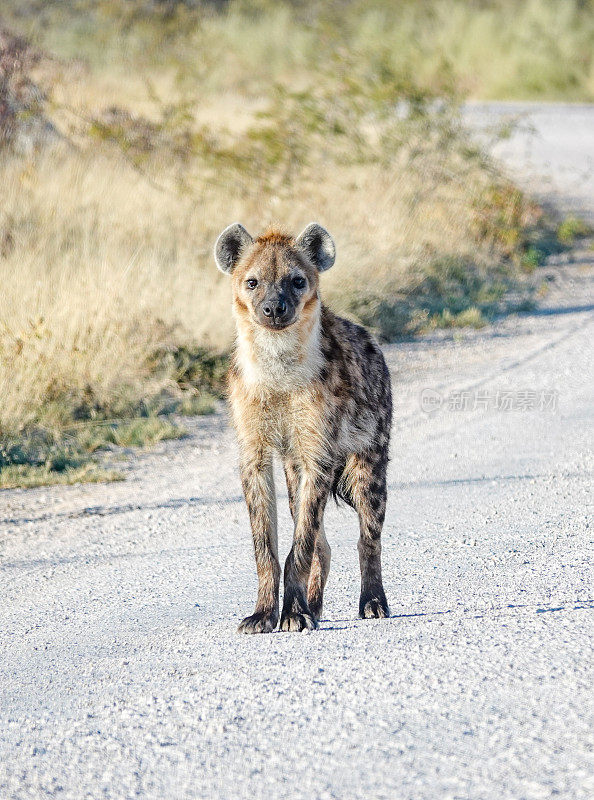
(214, 223, 253, 274)
(295, 222, 336, 272)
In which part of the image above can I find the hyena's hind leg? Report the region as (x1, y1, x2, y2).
(283, 458, 331, 621)
(344, 448, 390, 619)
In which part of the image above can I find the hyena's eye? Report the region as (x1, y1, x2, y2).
(292, 275, 306, 290)
(245, 278, 258, 289)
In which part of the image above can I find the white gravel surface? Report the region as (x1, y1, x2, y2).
(1, 105, 593, 800)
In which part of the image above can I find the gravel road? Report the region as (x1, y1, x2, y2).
(1, 105, 593, 800)
(463, 102, 594, 223)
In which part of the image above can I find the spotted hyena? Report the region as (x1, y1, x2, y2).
(214, 222, 392, 633)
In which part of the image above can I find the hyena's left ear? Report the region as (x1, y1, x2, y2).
(296, 223, 336, 272)
(214, 223, 253, 274)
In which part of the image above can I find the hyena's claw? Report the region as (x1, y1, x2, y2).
(237, 611, 278, 634)
(279, 612, 318, 632)
(359, 596, 390, 619)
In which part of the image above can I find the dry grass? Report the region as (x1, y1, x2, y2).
(0, 463, 124, 490)
(0, 153, 232, 432)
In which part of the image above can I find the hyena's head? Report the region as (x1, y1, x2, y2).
(214, 223, 335, 331)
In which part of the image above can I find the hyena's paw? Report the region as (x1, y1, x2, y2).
(237, 610, 278, 634)
(359, 592, 390, 620)
(279, 611, 318, 632)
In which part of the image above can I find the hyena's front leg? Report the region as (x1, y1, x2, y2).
(280, 470, 331, 632)
(347, 448, 390, 619)
(237, 449, 280, 634)
(283, 458, 331, 622)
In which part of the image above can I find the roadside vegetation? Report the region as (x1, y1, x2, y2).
(5, 0, 594, 101)
(0, 0, 589, 486)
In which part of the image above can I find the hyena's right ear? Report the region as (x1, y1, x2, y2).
(214, 223, 253, 274)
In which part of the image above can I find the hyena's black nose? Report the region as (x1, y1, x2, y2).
(262, 298, 287, 318)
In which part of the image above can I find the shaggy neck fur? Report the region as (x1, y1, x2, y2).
(234, 298, 323, 393)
